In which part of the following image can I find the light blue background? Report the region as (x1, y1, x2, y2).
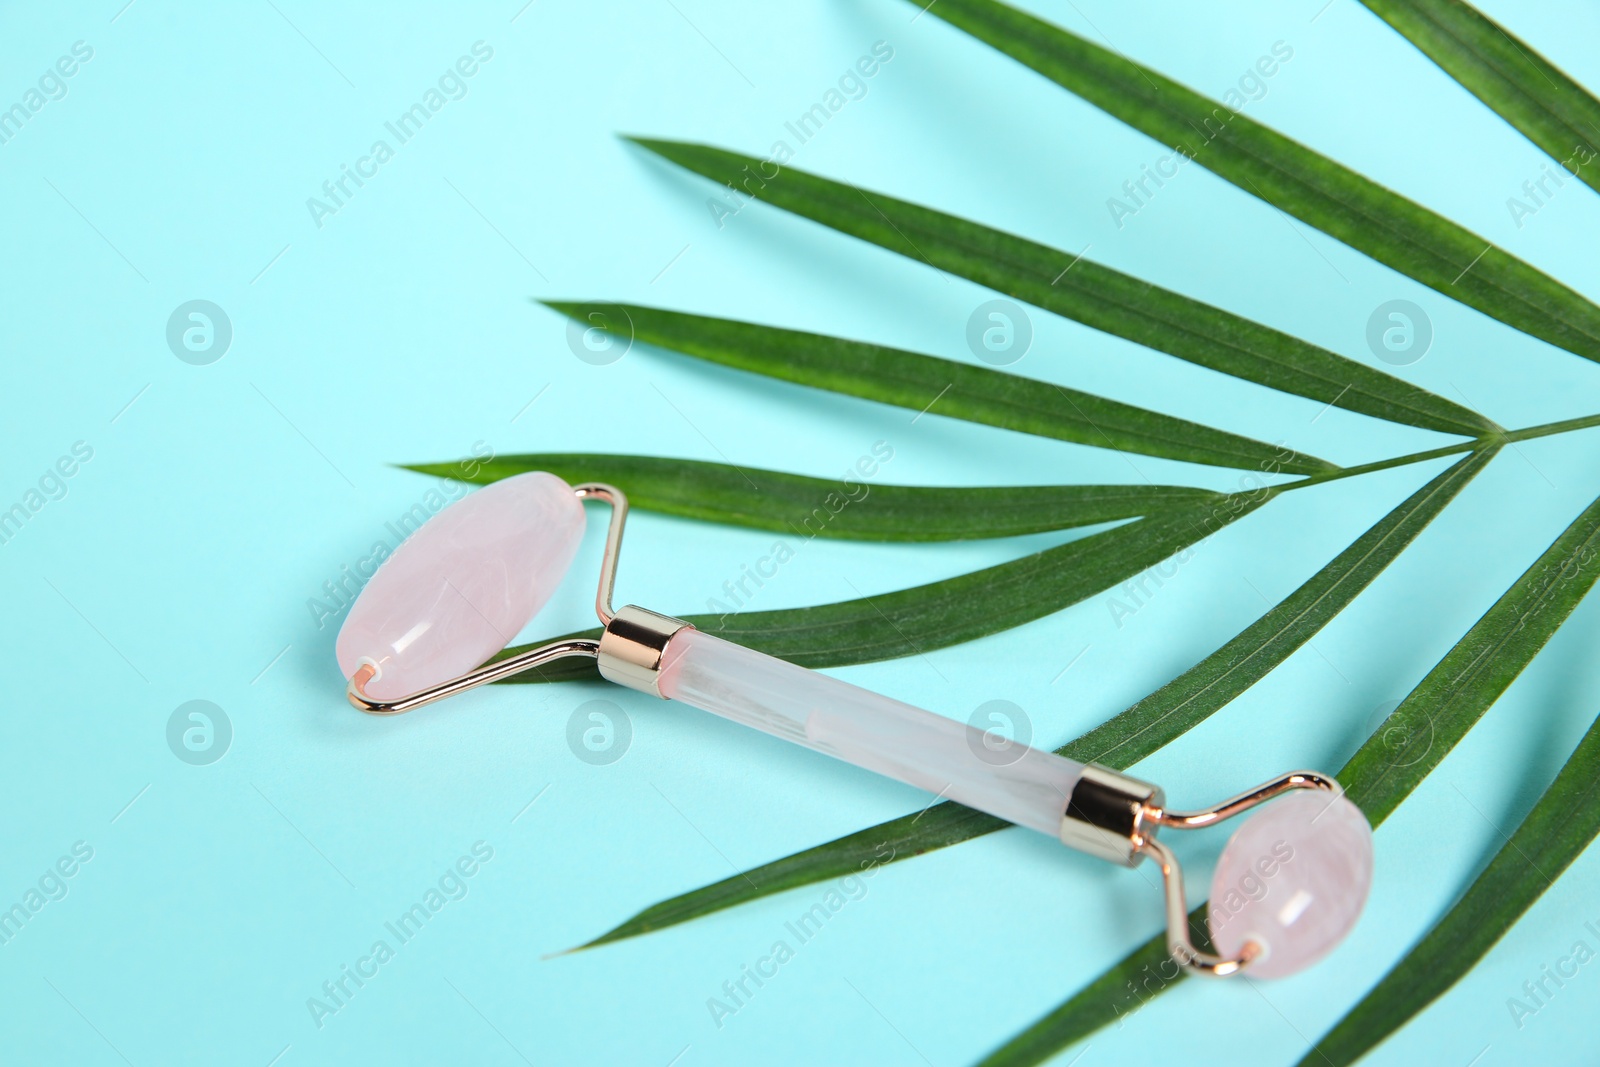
(2, 1, 1599, 1064)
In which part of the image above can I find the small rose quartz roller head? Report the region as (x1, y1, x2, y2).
(337, 473, 1374, 978)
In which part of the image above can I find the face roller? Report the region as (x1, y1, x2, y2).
(337, 473, 1373, 978)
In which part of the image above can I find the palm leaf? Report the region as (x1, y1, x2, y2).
(977, 482, 1600, 1066)
(629, 139, 1498, 438)
(574, 449, 1495, 948)
(1361, 0, 1600, 196)
(1067, 446, 1500, 769)
(1341, 484, 1600, 823)
(914, 0, 1600, 361)
(976, 917, 1193, 1067)
(540, 302, 1334, 474)
(1299, 710, 1600, 1064)
(491, 492, 1268, 686)
(403, 453, 1222, 541)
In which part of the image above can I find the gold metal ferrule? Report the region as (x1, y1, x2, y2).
(596, 605, 693, 698)
(1059, 765, 1164, 866)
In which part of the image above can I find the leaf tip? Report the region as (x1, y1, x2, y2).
(548, 925, 632, 957)
(540, 944, 585, 961)
(540, 300, 629, 328)
(621, 135, 721, 171)
(620, 133, 673, 155)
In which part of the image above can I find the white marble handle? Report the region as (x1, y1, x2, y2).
(657, 628, 1084, 836)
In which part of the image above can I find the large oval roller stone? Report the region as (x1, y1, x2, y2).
(336, 472, 585, 701)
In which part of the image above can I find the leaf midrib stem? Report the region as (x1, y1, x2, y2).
(1279, 411, 1600, 494)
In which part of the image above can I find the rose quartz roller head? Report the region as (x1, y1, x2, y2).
(335, 472, 586, 702)
(337, 473, 1374, 978)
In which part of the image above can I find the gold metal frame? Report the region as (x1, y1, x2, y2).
(1145, 771, 1338, 977)
(1059, 765, 1336, 976)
